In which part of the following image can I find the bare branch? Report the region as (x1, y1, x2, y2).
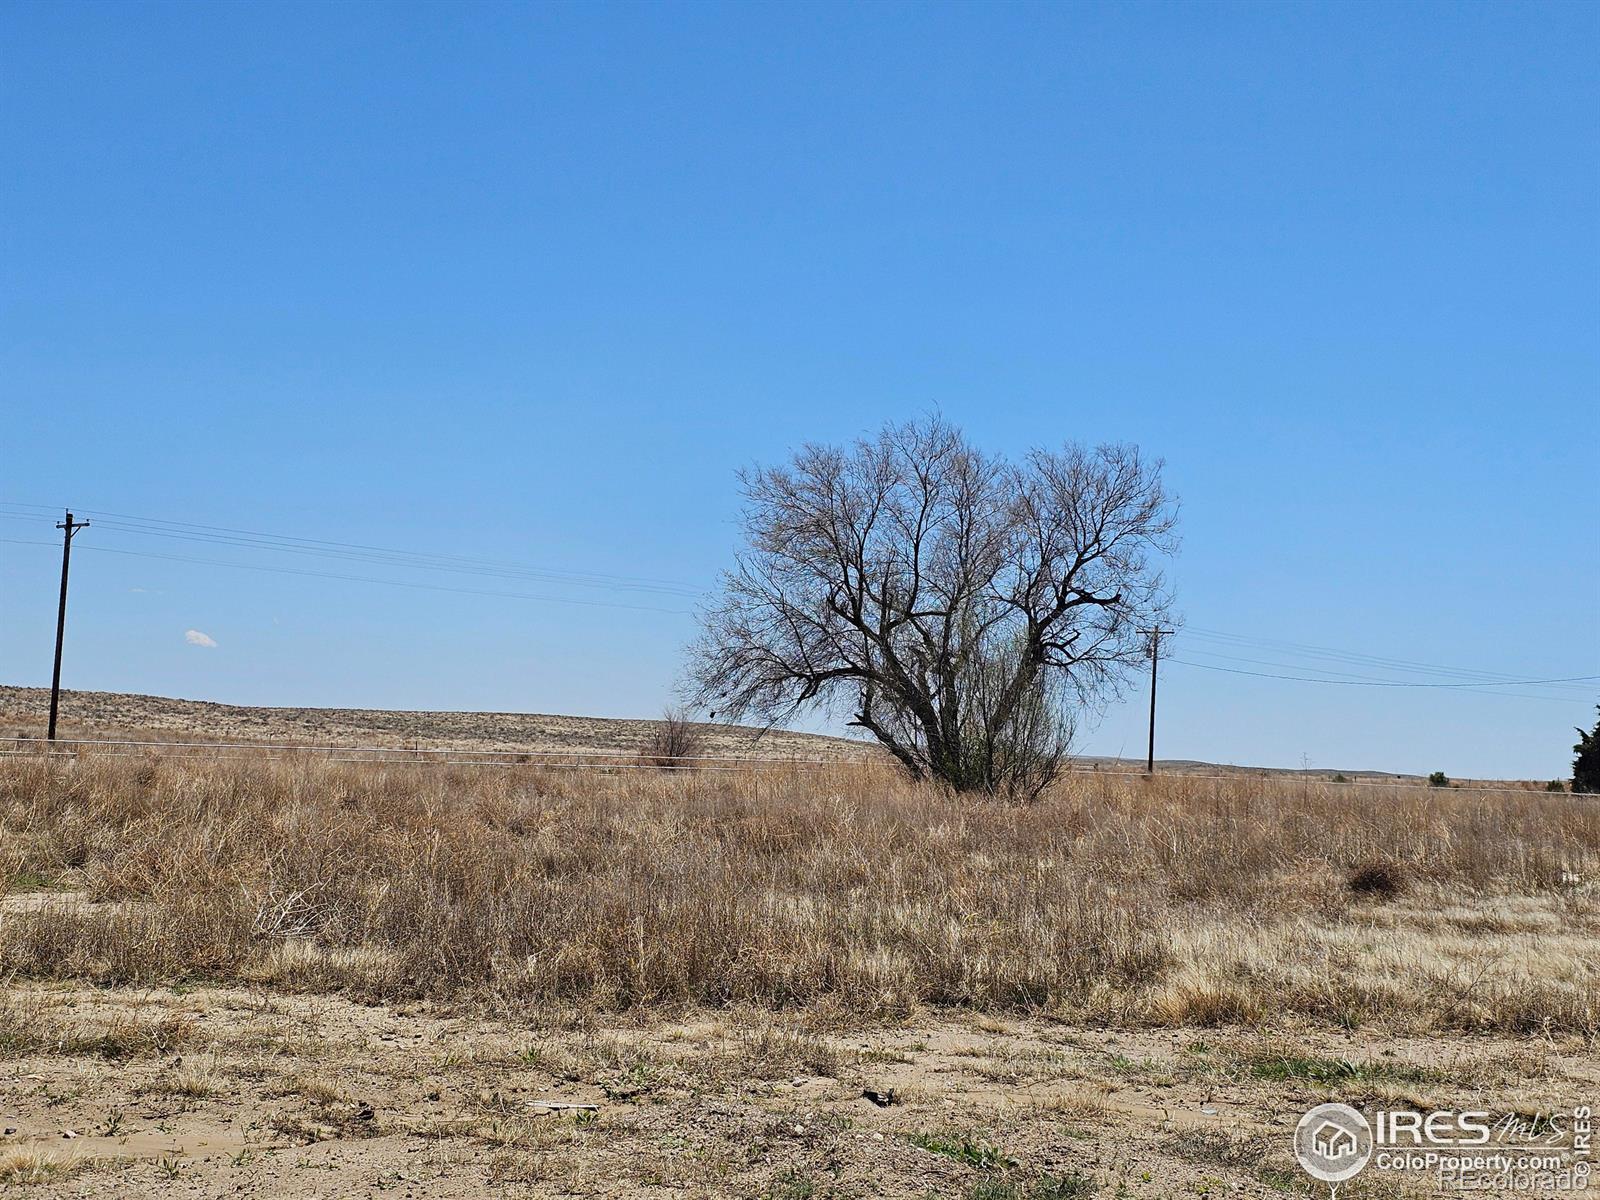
(686, 417, 1178, 797)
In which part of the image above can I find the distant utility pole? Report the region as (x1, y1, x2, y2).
(47, 510, 90, 742)
(1139, 626, 1173, 774)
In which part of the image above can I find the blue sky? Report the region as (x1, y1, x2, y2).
(2, 0, 1595, 778)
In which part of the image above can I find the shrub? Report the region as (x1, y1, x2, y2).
(638, 708, 708, 769)
(1427, 771, 1450, 788)
(1346, 860, 1409, 900)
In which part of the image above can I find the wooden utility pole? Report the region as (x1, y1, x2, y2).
(47, 510, 90, 742)
(1139, 626, 1173, 774)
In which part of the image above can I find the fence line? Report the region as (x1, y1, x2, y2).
(0, 736, 866, 774)
(0, 734, 864, 767)
(0, 735, 1582, 798)
(0, 747, 844, 774)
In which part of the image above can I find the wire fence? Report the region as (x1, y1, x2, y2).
(0, 735, 864, 773)
(0, 734, 1584, 798)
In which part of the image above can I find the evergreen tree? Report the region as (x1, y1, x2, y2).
(1574, 707, 1600, 795)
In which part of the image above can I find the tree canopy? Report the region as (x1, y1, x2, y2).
(688, 416, 1178, 797)
(1574, 707, 1600, 795)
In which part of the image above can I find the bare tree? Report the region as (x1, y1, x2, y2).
(687, 416, 1178, 798)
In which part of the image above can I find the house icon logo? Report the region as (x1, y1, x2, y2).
(1313, 1121, 1357, 1159)
(1294, 1103, 1373, 1183)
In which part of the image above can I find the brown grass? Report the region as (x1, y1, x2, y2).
(2, 752, 1596, 1035)
(0, 1149, 82, 1186)
(0, 990, 200, 1059)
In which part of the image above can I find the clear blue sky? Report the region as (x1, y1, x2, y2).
(3, 0, 1596, 779)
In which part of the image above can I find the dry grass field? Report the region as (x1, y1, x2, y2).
(2, 746, 1597, 1197)
(0, 686, 868, 762)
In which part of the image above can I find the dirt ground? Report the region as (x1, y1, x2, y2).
(3, 978, 1595, 1199)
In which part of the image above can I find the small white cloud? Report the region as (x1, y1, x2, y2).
(184, 629, 217, 648)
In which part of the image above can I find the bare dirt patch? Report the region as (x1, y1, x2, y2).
(4, 984, 1592, 1198)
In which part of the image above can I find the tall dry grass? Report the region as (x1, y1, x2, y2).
(1, 753, 1596, 1034)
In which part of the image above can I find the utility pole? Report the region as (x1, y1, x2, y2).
(1139, 626, 1173, 774)
(47, 510, 90, 742)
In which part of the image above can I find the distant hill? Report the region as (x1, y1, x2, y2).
(0, 685, 870, 761)
(0, 684, 1528, 786)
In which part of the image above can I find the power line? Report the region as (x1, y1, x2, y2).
(0, 539, 695, 616)
(1171, 658, 1599, 695)
(87, 517, 705, 597)
(4, 500, 1592, 702)
(0, 503, 705, 598)
(0, 509, 704, 598)
(1174, 646, 1594, 699)
(1181, 625, 1590, 689)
